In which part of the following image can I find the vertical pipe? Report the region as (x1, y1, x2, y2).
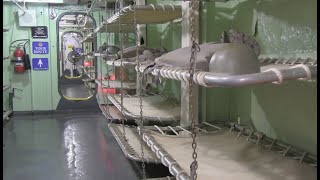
(180, 1, 199, 127)
(198, 1, 207, 124)
(27, 28, 34, 112)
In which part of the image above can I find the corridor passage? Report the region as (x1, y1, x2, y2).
(3, 112, 140, 180)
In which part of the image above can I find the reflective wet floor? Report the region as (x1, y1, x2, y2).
(61, 83, 93, 99)
(60, 76, 94, 99)
(3, 113, 140, 180)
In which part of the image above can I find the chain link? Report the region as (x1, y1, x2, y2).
(133, 1, 147, 179)
(104, 10, 113, 123)
(117, 0, 127, 141)
(97, 11, 111, 123)
(188, 0, 198, 180)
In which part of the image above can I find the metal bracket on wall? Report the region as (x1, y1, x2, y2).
(12, 88, 23, 97)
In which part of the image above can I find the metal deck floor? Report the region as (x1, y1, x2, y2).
(3, 113, 140, 180)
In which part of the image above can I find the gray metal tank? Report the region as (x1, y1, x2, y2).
(209, 43, 260, 75)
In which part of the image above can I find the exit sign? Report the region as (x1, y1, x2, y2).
(32, 58, 49, 71)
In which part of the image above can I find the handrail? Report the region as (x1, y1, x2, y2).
(139, 64, 317, 88)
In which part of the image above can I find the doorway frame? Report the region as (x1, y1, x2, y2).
(56, 12, 97, 101)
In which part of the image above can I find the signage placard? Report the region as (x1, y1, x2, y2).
(32, 42, 49, 54)
(31, 26, 48, 38)
(32, 58, 49, 71)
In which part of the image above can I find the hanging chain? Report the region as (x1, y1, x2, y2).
(104, 38, 112, 123)
(104, 0, 112, 123)
(133, 1, 147, 179)
(105, 10, 121, 124)
(117, 0, 127, 141)
(189, 0, 198, 180)
(98, 11, 111, 123)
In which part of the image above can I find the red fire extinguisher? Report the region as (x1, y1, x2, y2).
(13, 47, 25, 73)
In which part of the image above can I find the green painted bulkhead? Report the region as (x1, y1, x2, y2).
(3, 0, 317, 155)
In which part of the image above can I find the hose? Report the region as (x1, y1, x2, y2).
(9, 39, 30, 55)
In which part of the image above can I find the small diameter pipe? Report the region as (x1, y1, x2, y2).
(10, 0, 26, 14)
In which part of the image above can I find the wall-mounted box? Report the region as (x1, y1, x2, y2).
(18, 10, 37, 27)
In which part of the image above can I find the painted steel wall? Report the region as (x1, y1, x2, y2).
(3, 3, 104, 111)
(146, 0, 317, 154)
(205, 0, 317, 154)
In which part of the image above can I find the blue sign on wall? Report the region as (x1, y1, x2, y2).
(32, 42, 49, 54)
(32, 58, 49, 71)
